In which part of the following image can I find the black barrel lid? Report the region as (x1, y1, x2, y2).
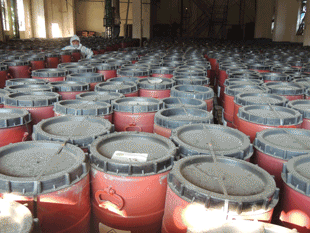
(137, 77, 175, 90)
(57, 62, 80, 68)
(112, 97, 163, 113)
(173, 69, 207, 77)
(107, 76, 140, 83)
(20, 54, 45, 61)
(66, 72, 103, 83)
(254, 128, 310, 160)
(54, 99, 112, 116)
(5, 84, 54, 93)
(168, 155, 278, 214)
(263, 82, 306, 95)
(4, 92, 61, 107)
(261, 73, 291, 81)
(48, 81, 89, 92)
(2, 60, 30, 66)
(6, 78, 47, 87)
(0, 64, 8, 71)
(173, 76, 210, 86)
(224, 84, 270, 96)
(76, 91, 124, 104)
(155, 108, 213, 129)
(65, 65, 96, 74)
(32, 68, 68, 77)
(92, 62, 119, 71)
(95, 81, 138, 94)
(33, 116, 114, 147)
(170, 124, 253, 160)
(234, 93, 288, 107)
(117, 68, 150, 77)
(45, 52, 60, 57)
(287, 99, 310, 119)
(0, 89, 10, 104)
(224, 78, 263, 87)
(0, 141, 88, 195)
(151, 66, 175, 74)
(238, 105, 303, 126)
(282, 154, 310, 196)
(162, 97, 208, 110)
(89, 132, 176, 176)
(0, 108, 31, 128)
(171, 85, 214, 100)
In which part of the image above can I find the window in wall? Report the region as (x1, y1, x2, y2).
(16, 0, 25, 31)
(296, 0, 307, 35)
(1, 0, 9, 31)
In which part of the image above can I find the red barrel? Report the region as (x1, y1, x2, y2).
(59, 50, 72, 63)
(170, 85, 214, 112)
(217, 64, 246, 87)
(45, 52, 61, 68)
(253, 128, 310, 188)
(151, 66, 174, 78)
(95, 81, 138, 97)
(53, 99, 113, 122)
(32, 68, 68, 82)
(89, 132, 177, 233)
(33, 115, 114, 152)
(237, 105, 303, 142)
(162, 155, 279, 233)
(137, 77, 175, 99)
(5, 84, 54, 93)
(5, 78, 47, 87)
(76, 91, 124, 104)
(248, 63, 271, 73)
(154, 108, 213, 138)
(263, 82, 306, 100)
(3, 60, 31, 79)
(20, 54, 46, 71)
(93, 63, 118, 80)
(65, 65, 96, 75)
(48, 81, 90, 100)
(280, 154, 310, 232)
(162, 97, 208, 110)
(288, 99, 310, 130)
(233, 93, 288, 128)
(117, 67, 150, 78)
(0, 108, 32, 147)
(71, 49, 82, 62)
(173, 76, 210, 87)
(4, 92, 61, 125)
(0, 141, 91, 233)
(0, 65, 8, 88)
(66, 73, 103, 91)
(112, 97, 163, 132)
(170, 123, 253, 161)
(0, 89, 9, 108)
(223, 85, 270, 124)
(261, 73, 291, 83)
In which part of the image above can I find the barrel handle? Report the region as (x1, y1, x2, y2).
(124, 122, 142, 132)
(95, 186, 124, 210)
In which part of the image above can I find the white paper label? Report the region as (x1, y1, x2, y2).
(217, 86, 221, 98)
(112, 151, 148, 162)
(99, 223, 131, 233)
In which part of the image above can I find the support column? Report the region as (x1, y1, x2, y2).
(303, 0, 310, 46)
(132, 0, 150, 41)
(255, 0, 274, 39)
(132, 0, 142, 40)
(272, 0, 299, 42)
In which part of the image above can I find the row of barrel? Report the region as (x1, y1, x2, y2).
(0, 41, 309, 233)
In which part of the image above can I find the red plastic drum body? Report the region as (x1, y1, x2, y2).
(46, 57, 60, 68)
(57, 91, 88, 100)
(0, 70, 8, 88)
(302, 118, 310, 130)
(8, 65, 31, 79)
(153, 124, 172, 138)
(30, 60, 45, 70)
(97, 70, 117, 81)
(32, 76, 65, 82)
(0, 125, 31, 147)
(139, 89, 171, 99)
(60, 55, 72, 63)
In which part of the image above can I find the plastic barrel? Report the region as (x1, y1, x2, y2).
(32, 68, 68, 82)
(71, 49, 82, 62)
(93, 63, 118, 81)
(162, 97, 208, 110)
(89, 132, 177, 233)
(263, 82, 306, 101)
(60, 50, 72, 63)
(5, 78, 47, 87)
(3, 60, 31, 79)
(45, 52, 60, 68)
(170, 123, 253, 161)
(53, 99, 113, 122)
(5, 84, 54, 93)
(237, 105, 303, 143)
(95, 81, 138, 97)
(0, 89, 10, 108)
(76, 91, 124, 104)
(253, 128, 310, 188)
(112, 97, 163, 132)
(261, 73, 291, 83)
(287, 99, 310, 130)
(162, 155, 279, 233)
(0, 141, 91, 233)
(66, 73, 103, 91)
(170, 85, 214, 112)
(154, 108, 213, 138)
(20, 54, 46, 71)
(151, 66, 174, 78)
(233, 93, 288, 129)
(65, 65, 96, 75)
(33, 115, 114, 152)
(0, 108, 32, 147)
(48, 81, 90, 100)
(117, 67, 150, 78)
(280, 154, 310, 232)
(137, 77, 175, 99)
(0, 65, 8, 88)
(173, 76, 210, 87)
(4, 92, 61, 125)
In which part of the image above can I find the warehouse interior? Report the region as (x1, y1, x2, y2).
(0, 0, 310, 233)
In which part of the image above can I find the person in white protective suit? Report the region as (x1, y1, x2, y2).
(62, 35, 93, 59)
